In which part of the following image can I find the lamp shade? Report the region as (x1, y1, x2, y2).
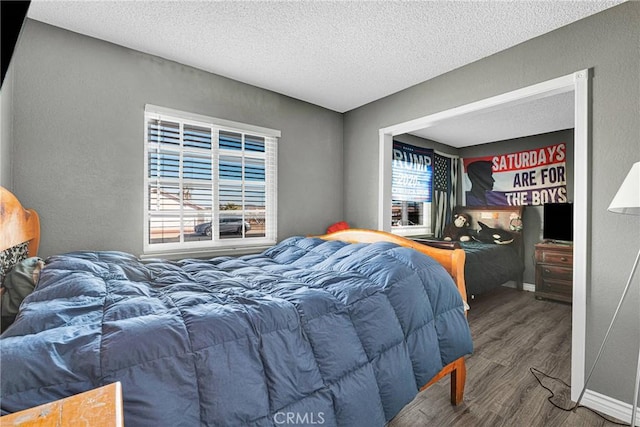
(608, 161, 640, 215)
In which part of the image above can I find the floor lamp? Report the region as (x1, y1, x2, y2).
(574, 161, 640, 425)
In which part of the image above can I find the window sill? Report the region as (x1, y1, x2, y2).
(140, 244, 272, 261)
(391, 227, 432, 238)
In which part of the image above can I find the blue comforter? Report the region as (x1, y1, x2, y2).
(1, 236, 472, 426)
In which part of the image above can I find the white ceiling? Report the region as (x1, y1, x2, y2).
(26, 0, 622, 146)
(411, 91, 576, 147)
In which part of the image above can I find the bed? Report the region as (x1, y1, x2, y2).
(0, 186, 473, 426)
(416, 206, 525, 299)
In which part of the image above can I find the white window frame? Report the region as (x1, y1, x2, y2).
(143, 105, 279, 256)
(391, 201, 432, 237)
(389, 140, 433, 237)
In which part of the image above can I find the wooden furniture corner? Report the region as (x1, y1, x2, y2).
(0, 382, 123, 426)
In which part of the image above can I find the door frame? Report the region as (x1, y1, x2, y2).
(377, 69, 590, 401)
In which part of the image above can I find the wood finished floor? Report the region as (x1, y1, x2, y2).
(388, 287, 625, 427)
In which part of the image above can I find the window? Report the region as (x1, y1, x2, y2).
(144, 105, 279, 255)
(391, 140, 433, 237)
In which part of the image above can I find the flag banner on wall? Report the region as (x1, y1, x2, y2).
(462, 143, 567, 206)
(392, 141, 433, 202)
(433, 153, 458, 238)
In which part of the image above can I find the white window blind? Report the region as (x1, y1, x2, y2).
(143, 105, 279, 255)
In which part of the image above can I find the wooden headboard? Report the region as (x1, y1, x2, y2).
(454, 205, 524, 257)
(317, 228, 467, 304)
(0, 187, 40, 256)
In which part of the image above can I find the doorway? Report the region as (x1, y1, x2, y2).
(377, 70, 590, 402)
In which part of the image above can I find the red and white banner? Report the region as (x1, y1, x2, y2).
(462, 143, 567, 206)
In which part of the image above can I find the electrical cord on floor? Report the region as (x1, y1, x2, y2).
(529, 367, 629, 426)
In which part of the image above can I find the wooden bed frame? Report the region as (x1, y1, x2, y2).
(317, 228, 468, 404)
(0, 187, 40, 257)
(316, 228, 467, 305)
(0, 186, 468, 406)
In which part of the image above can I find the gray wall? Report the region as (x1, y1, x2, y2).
(344, 2, 639, 405)
(460, 129, 574, 284)
(4, 19, 344, 258)
(0, 66, 14, 188)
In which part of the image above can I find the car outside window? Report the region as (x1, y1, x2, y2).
(144, 105, 279, 255)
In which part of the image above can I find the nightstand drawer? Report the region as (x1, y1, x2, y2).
(540, 265, 573, 281)
(538, 278, 572, 297)
(539, 251, 573, 266)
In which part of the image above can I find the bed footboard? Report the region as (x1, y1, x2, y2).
(317, 228, 468, 306)
(317, 228, 469, 406)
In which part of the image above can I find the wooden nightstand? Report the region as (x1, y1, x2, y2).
(535, 242, 573, 303)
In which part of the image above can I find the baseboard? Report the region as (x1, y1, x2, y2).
(581, 389, 636, 425)
(500, 281, 535, 292)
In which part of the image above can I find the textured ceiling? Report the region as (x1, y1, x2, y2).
(411, 91, 576, 147)
(25, 1, 622, 146)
